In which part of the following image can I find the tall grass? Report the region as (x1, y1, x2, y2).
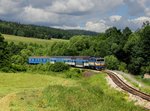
(0, 72, 77, 98)
(37, 74, 145, 111)
(0, 72, 146, 111)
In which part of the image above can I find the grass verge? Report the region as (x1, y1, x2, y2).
(8, 73, 146, 111)
(122, 74, 150, 94)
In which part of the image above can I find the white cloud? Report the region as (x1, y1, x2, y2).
(85, 20, 111, 32)
(53, 25, 83, 30)
(94, 0, 123, 12)
(0, 0, 24, 15)
(128, 16, 150, 25)
(0, 0, 124, 24)
(109, 15, 122, 22)
(47, 0, 123, 15)
(49, 0, 94, 15)
(0, 0, 150, 32)
(84, 16, 150, 32)
(20, 5, 59, 23)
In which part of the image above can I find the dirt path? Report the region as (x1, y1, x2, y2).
(0, 93, 16, 111)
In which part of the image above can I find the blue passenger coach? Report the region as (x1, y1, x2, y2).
(28, 56, 105, 70)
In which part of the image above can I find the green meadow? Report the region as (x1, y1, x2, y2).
(0, 72, 146, 111)
(3, 34, 68, 45)
(0, 72, 76, 98)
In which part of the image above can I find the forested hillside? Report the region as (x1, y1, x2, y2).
(0, 23, 149, 76)
(0, 20, 97, 39)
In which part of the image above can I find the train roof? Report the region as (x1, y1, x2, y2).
(51, 56, 91, 59)
(29, 56, 103, 59)
(29, 56, 49, 58)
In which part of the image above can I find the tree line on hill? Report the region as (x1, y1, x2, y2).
(0, 22, 149, 76)
(48, 25, 150, 75)
(0, 20, 97, 39)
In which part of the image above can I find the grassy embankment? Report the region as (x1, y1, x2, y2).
(3, 34, 68, 45)
(133, 76, 150, 93)
(121, 74, 150, 94)
(0, 72, 146, 111)
(135, 75, 150, 86)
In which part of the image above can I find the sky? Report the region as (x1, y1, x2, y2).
(0, 0, 150, 32)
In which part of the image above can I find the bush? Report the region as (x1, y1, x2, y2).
(118, 62, 128, 72)
(141, 65, 150, 77)
(65, 71, 81, 78)
(11, 55, 25, 65)
(104, 55, 120, 70)
(45, 62, 53, 71)
(128, 57, 144, 75)
(71, 68, 82, 74)
(36, 63, 45, 71)
(50, 62, 70, 72)
(1, 67, 10, 72)
(27, 62, 69, 73)
(65, 68, 82, 78)
(11, 64, 27, 72)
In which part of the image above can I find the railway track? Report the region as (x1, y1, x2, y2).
(105, 70, 150, 102)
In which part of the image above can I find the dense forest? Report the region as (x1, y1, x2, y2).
(0, 22, 150, 76)
(0, 20, 97, 39)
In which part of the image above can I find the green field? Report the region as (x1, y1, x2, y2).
(3, 34, 68, 45)
(0, 72, 146, 111)
(0, 72, 76, 98)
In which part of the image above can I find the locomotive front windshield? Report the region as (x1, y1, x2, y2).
(96, 58, 104, 63)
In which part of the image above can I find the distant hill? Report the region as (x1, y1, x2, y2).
(0, 20, 98, 40)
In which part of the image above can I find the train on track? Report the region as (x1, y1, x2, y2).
(28, 56, 105, 70)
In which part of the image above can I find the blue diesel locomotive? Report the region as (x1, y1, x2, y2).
(28, 56, 105, 70)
